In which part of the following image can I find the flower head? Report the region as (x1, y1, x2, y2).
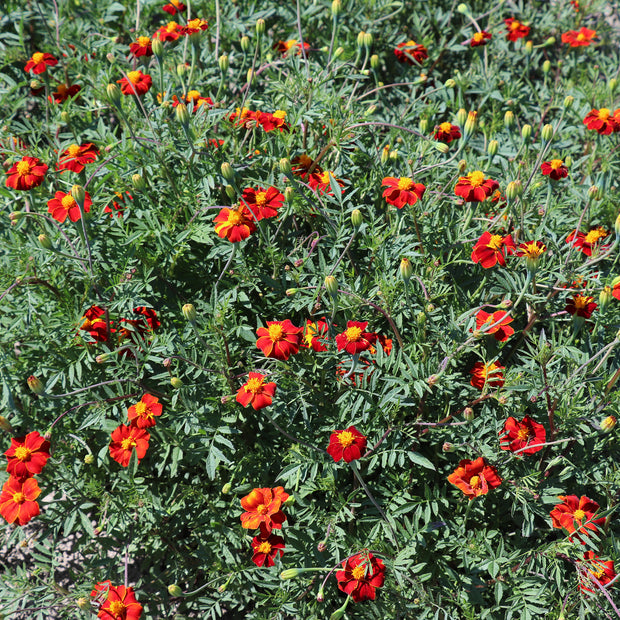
(127, 394, 163, 429)
(214, 205, 256, 243)
(236, 373, 277, 410)
(550, 495, 604, 540)
(57, 143, 99, 174)
(109, 424, 150, 467)
(504, 18, 530, 42)
(4, 431, 51, 479)
(47, 190, 92, 223)
(0, 476, 41, 525)
(566, 227, 610, 256)
(447, 457, 502, 500)
(25, 52, 58, 74)
(381, 177, 426, 208)
(154, 21, 182, 42)
(516, 240, 546, 273)
(307, 170, 344, 195)
(579, 552, 616, 593)
(5, 156, 48, 191)
(256, 320, 303, 360)
(562, 27, 596, 47)
(96, 584, 143, 620)
(104, 191, 132, 218)
(499, 415, 546, 455)
(163, 0, 185, 15)
(80, 305, 114, 342)
(565, 294, 597, 319)
(541, 159, 568, 180)
(302, 319, 330, 352)
(241, 186, 284, 220)
(455, 170, 499, 202)
(583, 108, 620, 135)
(335, 321, 375, 355)
(470, 361, 505, 390)
(257, 110, 289, 132)
(274, 39, 311, 56)
(251, 527, 285, 567)
(117, 70, 152, 96)
(50, 83, 81, 103)
(326, 426, 367, 463)
(129, 36, 153, 57)
(474, 310, 514, 342)
(471, 231, 516, 268)
(433, 122, 461, 143)
(336, 552, 386, 602)
(240, 486, 289, 532)
(181, 18, 209, 36)
(468, 31, 492, 47)
(394, 40, 428, 65)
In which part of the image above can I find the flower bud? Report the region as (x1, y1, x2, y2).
(351, 209, 362, 229)
(601, 415, 617, 433)
(609, 78, 617, 94)
(175, 103, 190, 126)
(246, 68, 255, 85)
(503, 110, 514, 128)
(132, 173, 146, 191)
(152, 37, 164, 57)
(456, 108, 467, 126)
(168, 584, 183, 597)
(240, 36, 250, 52)
(544, 36, 555, 46)
(182, 303, 196, 322)
(564, 155, 573, 168)
(255, 18, 265, 37)
(588, 185, 601, 201)
(434, 141, 450, 154)
(356, 31, 366, 48)
(218, 54, 229, 73)
(324, 275, 338, 298)
(364, 104, 376, 116)
(333, 46, 344, 59)
(221, 162, 234, 182)
(221, 482, 232, 494)
(332, 0, 342, 17)
(95, 353, 112, 363)
(27, 375, 45, 395)
(0, 416, 14, 433)
(330, 608, 346, 620)
(176, 63, 188, 77)
(285, 288, 298, 296)
(77, 598, 90, 611)
(524, 40, 533, 55)
(30, 79, 42, 90)
(542, 60, 551, 74)
(317, 587, 325, 603)
(389, 149, 398, 160)
(563, 95, 574, 110)
(400, 258, 413, 282)
(427, 374, 438, 386)
(317, 540, 327, 552)
(442, 442, 455, 452)
(38, 234, 52, 250)
(457, 3, 469, 14)
(541, 123, 554, 142)
(443, 78, 455, 89)
(458, 159, 466, 173)
(463, 407, 474, 421)
(280, 568, 302, 580)
(163, 357, 172, 369)
(487, 140, 498, 157)
(70, 184, 85, 205)
(171, 377, 183, 389)
(363, 32, 373, 48)
(521, 124, 532, 141)
(380, 144, 390, 165)
(284, 186, 294, 201)
(370, 54, 379, 70)
(60, 111, 70, 124)
(615, 213, 620, 237)
(106, 83, 121, 105)
(599, 286, 613, 309)
(279, 157, 292, 176)
(225, 185, 236, 200)
(419, 118, 429, 134)
(505, 180, 523, 201)
(106, 52, 116, 64)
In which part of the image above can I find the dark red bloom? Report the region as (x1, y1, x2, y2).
(240, 486, 289, 532)
(562, 27, 596, 47)
(433, 122, 461, 143)
(257, 111, 288, 132)
(274, 39, 311, 56)
(499, 415, 546, 455)
(474, 310, 514, 342)
(109, 424, 150, 467)
(251, 526, 285, 567)
(566, 227, 611, 256)
(336, 552, 386, 602)
(550, 495, 604, 539)
(236, 373, 277, 410)
(468, 31, 492, 47)
(0, 476, 41, 525)
(455, 170, 499, 202)
(565, 294, 597, 319)
(117, 71, 152, 96)
(24, 52, 58, 74)
(47, 190, 92, 223)
(5, 156, 48, 190)
(129, 36, 153, 58)
(302, 319, 329, 352)
(471, 231, 516, 268)
(326, 426, 367, 463)
(80, 305, 114, 342)
(127, 394, 163, 429)
(394, 40, 428, 65)
(504, 18, 530, 42)
(447, 457, 502, 499)
(4, 431, 51, 479)
(50, 83, 81, 103)
(181, 18, 208, 36)
(57, 143, 99, 173)
(583, 108, 620, 135)
(214, 205, 256, 242)
(96, 584, 143, 620)
(241, 186, 284, 220)
(470, 361, 505, 390)
(256, 320, 303, 360)
(104, 192, 132, 218)
(579, 552, 617, 593)
(118, 307, 160, 350)
(541, 159, 568, 180)
(381, 177, 426, 208)
(335, 321, 375, 355)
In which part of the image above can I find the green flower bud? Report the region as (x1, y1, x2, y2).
(419, 118, 429, 134)
(225, 185, 236, 200)
(60, 111, 70, 124)
(332, 0, 342, 17)
(504, 110, 515, 128)
(599, 286, 613, 309)
(542, 60, 551, 74)
(356, 31, 366, 48)
(434, 141, 450, 154)
(609, 78, 617, 94)
(444, 78, 456, 89)
(27, 375, 45, 395)
(176, 63, 188, 77)
(280, 568, 302, 580)
(84, 453, 94, 464)
(240, 36, 250, 53)
(487, 140, 498, 157)
(333, 46, 344, 58)
(221, 482, 232, 494)
(77, 597, 90, 610)
(132, 173, 146, 191)
(221, 162, 234, 182)
(601, 415, 617, 433)
(255, 18, 265, 37)
(324, 275, 338, 298)
(457, 3, 469, 14)
(170, 377, 183, 389)
(284, 186, 294, 201)
(182, 303, 196, 322)
(458, 159, 467, 173)
(152, 37, 164, 57)
(615, 213, 620, 237)
(106, 83, 121, 105)
(564, 155, 573, 168)
(168, 584, 183, 597)
(30, 79, 42, 90)
(351, 209, 363, 229)
(279, 157, 292, 175)
(463, 111, 477, 137)
(541, 123, 554, 142)
(400, 258, 413, 282)
(38, 234, 52, 250)
(370, 54, 379, 70)
(563, 95, 574, 110)
(521, 123, 532, 141)
(588, 185, 601, 201)
(543, 36, 555, 47)
(363, 32, 373, 48)
(389, 149, 398, 160)
(218, 54, 229, 73)
(246, 68, 255, 85)
(524, 40, 533, 54)
(71, 184, 85, 205)
(175, 103, 190, 126)
(463, 407, 474, 421)
(456, 108, 467, 126)
(505, 180, 523, 200)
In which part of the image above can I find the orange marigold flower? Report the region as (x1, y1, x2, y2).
(470, 361, 505, 390)
(5, 156, 48, 190)
(541, 159, 568, 180)
(394, 40, 428, 65)
(583, 108, 620, 135)
(455, 170, 499, 202)
(129, 36, 153, 57)
(80, 305, 114, 342)
(47, 190, 92, 223)
(24, 52, 58, 74)
(302, 318, 329, 352)
(163, 0, 185, 15)
(241, 186, 284, 220)
(172, 90, 213, 112)
(236, 372, 277, 410)
(104, 191, 132, 218)
(433, 122, 461, 143)
(579, 552, 617, 593)
(127, 394, 163, 429)
(0, 476, 41, 525)
(154, 21, 182, 42)
(550, 495, 604, 539)
(57, 142, 99, 174)
(566, 227, 610, 256)
(565, 294, 597, 319)
(109, 424, 150, 467)
(96, 584, 143, 620)
(117, 70, 152, 96)
(326, 426, 367, 463)
(336, 552, 386, 603)
(50, 83, 81, 103)
(181, 18, 208, 36)
(214, 205, 256, 243)
(335, 321, 375, 355)
(504, 18, 530, 42)
(381, 177, 426, 209)
(255, 320, 303, 360)
(499, 415, 546, 455)
(251, 527, 285, 567)
(240, 486, 289, 532)
(471, 231, 516, 268)
(447, 456, 502, 500)
(562, 27, 596, 47)
(307, 170, 344, 195)
(474, 310, 514, 342)
(274, 39, 311, 56)
(468, 30, 492, 47)
(4, 431, 51, 479)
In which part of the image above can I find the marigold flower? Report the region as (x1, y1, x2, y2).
(214, 205, 256, 243)
(470, 361, 505, 390)
(154, 21, 182, 42)
(504, 18, 530, 42)
(468, 30, 492, 47)
(241, 186, 284, 220)
(474, 310, 514, 342)
(550, 495, 604, 539)
(181, 18, 208, 36)
(471, 231, 516, 268)
(307, 170, 344, 195)
(91, 581, 112, 604)
(129, 36, 153, 57)
(109, 424, 150, 467)
(117, 70, 152, 96)
(291, 153, 319, 176)
(579, 552, 616, 593)
(336, 552, 386, 602)
(335, 321, 375, 355)
(127, 394, 163, 429)
(236, 373, 277, 410)
(326, 426, 367, 463)
(104, 191, 132, 218)
(172, 90, 213, 112)
(251, 527, 285, 567)
(499, 415, 546, 455)
(255, 320, 303, 360)
(394, 40, 428, 65)
(566, 227, 610, 256)
(4, 431, 51, 479)
(47, 190, 92, 223)
(562, 27, 596, 47)
(56, 143, 99, 174)
(80, 305, 114, 342)
(50, 83, 81, 103)
(5, 156, 48, 191)
(256, 110, 288, 132)
(455, 170, 499, 202)
(565, 294, 597, 319)
(447, 456, 502, 500)
(96, 584, 143, 620)
(583, 108, 620, 135)
(433, 122, 461, 143)
(0, 476, 41, 525)
(24, 52, 58, 74)
(240, 486, 289, 532)
(541, 159, 568, 180)
(274, 39, 311, 56)
(381, 177, 426, 208)
(302, 319, 329, 352)
(163, 0, 185, 15)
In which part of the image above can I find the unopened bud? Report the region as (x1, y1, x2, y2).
(132, 173, 146, 191)
(255, 18, 265, 37)
(419, 118, 429, 134)
(27, 375, 45, 395)
(524, 40, 533, 54)
(588, 185, 601, 201)
(427, 374, 438, 386)
(445, 78, 456, 88)
(333, 46, 344, 59)
(168, 584, 183, 597)
(30, 79, 42, 90)
(364, 104, 376, 116)
(171, 377, 183, 389)
(330, 608, 346, 620)
(505, 180, 523, 201)
(240, 36, 250, 52)
(521, 124, 532, 141)
(221, 482, 232, 494)
(442, 442, 455, 452)
(357, 31, 366, 48)
(152, 37, 163, 57)
(176, 63, 187, 77)
(70, 184, 85, 205)
(601, 415, 617, 433)
(564, 155, 573, 168)
(246, 68, 255, 85)
(370, 54, 379, 70)
(285, 288, 298, 296)
(175, 103, 190, 126)
(317, 540, 327, 552)
(218, 54, 229, 73)
(544, 36, 555, 46)
(615, 213, 620, 237)
(389, 149, 398, 160)
(279, 157, 292, 176)
(457, 3, 469, 14)
(106, 52, 115, 64)
(221, 162, 234, 181)
(456, 108, 467, 126)
(224, 185, 236, 200)
(541, 123, 554, 142)
(563, 95, 574, 110)
(542, 60, 551, 74)
(95, 353, 111, 363)
(487, 140, 498, 157)
(434, 141, 450, 154)
(317, 587, 325, 603)
(284, 186, 294, 201)
(400, 257, 413, 282)
(351, 209, 362, 229)
(609, 78, 618, 94)
(599, 286, 613, 309)
(380, 144, 390, 164)
(77, 598, 90, 610)
(324, 275, 338, 298)
(363, 32, 373, 48)
(280, 568, 302, 580)
(463, 407, 474, 421)
(60, 111, 70, 124)
(504, 110, 514, 128)
(38, 234, 52, 250)
(106, 83, 121, 105)
(182, 303, 196, 322)
(331, 0, 342, 16)
(458, 159, 467, 173)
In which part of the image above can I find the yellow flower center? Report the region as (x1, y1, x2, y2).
(549, 159, 563, 169)
(108, 601, 127, 615)
(468, 170, 485, 188)
(576, 33, 586, 41)
(32, 52, 45, 64)
(120, 438, 136, 451)
(138, 36, 151, 46)
(574, 509, 586, 521)
(510, 21, 521, 30)
(405, 40, 417, 47)
(338, 431, 354, 448)
(397, 177, 414, 190)
(304, 323, 317, 346)
(165, 21, 178, 32)
(67, 144, 81, 157)
(469, 475, 481, 488)
(127, 71, 142, 84)
(351, 565, 366, 580)
(589, 565, 605, 579)
(187, 18, 202, 28)
(516, 427, 530, 441)
(598, 108, 611, 121)
(318, 171, 331, 184)
(487, 235, 503, 250)
(61, 195, 76, 210)
(273, 110, 286, 120)
(227, 210, 243, 225)
(523, 242, 543, 258)
(584, 229, 606, 244)
(16, 160, 32, 175)
(12, 492, 26, 504)
(472, 32, 484, 43)
(345, 326, 362, 342)
(256, 503, 268, 515)
(245, 377, 264, 394)
(14, 446, 32, 461)
(268, 324, 284, 341)
(439, 122, 452, 133)
(257, 541, 272, 554)
(255, 192, 268, 207)
(185, 90, 200, 102)
(284, 39, 298, 50)
(134, 402, 147, 416)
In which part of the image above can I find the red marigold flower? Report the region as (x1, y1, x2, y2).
(562, 27, 596, 47)
(541, 159, 568, 180)
(447, 456, 502, 500)
(118, 307, 160, 351)
(50, 83, 81, 103)
(565, 294, 597, 319)
(579, 551, 617, 593)
(57, 143, 99, 174)
(336, 552, 386, 602)
(90, 581, 112, 604)
(468, 30, 492, 47)
(0, 476, 41, 525)
(255, 320, 303, 361)
(499, 415, 546, 455)
(566, 227, 610, 256)
(583, 108, 620, 135)
(504, 18, 530, 42)
(291, 153, 319, 176)
(80, 305, 114, 342)
(163, 0, 185, 15)
(4, 431, 51, 479)
(154, 21, 182, 42)
(236, 373, 277, 410)
(5, 156, 48, 191)
(302, 319, 329, 352)
(251, 527, 285, 567)
(229, 107, 260, 128)
(455, 170, 499, 202)
(381, 177, 426, 209)
(109, 424, 150, 467)
(550, 495, 604, 539)
(104, 191, 132, 218)
(127, 394, 163, 429)
(214, 205, 256, 243)
(129, 36, 153, 57)
(181, 18, 208, 36)
(335, 321, 375, 355)
(471, 231, 516, 268)
(274, 39, 311, 56)
(470, 361, 505, 390)
(516, 240, 546, 273)
(255, 110, 288, 132)
(433, 122, 461, 143)
(240, 486, 289, 532)
(117, 71, 152, 96)
(24, 52, 58, 74)
(307, 170, 344, 195)
(172, 90, 213, 112)
(326, 426, 367, 463)
(47, 190, 92, 223)
(394, 40, 428, 65)
(474, 310, 514, 342)
(97, 584, 143, 620)
(241, 186, 284, 220)
(133, 306, 160, 330)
